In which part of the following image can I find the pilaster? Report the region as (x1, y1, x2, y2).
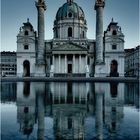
(52, 55, 55, 64)
(73, 54, 75, 73)
(65, 55, 67, 73)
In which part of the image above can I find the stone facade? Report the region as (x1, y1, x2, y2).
(104, 19, 125, 77)
(16, 0, 125, 77)
(0, 51, 17, 76)
(125, 45, 140, 78)
(17, 20, 36, 77)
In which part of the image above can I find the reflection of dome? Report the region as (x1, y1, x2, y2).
(56, 1, 85, 20)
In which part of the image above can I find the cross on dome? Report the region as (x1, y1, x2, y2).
(111, 18, 114, 22)
(27, 18, 29, 23)
(67, 0, 73, 3)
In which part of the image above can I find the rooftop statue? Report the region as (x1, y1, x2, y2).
(95, 0, 105, 9)
(97, 0, 104, 2)
(96, 0, 105, 4)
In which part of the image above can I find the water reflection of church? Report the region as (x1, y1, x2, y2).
(15, 82, 132, 140)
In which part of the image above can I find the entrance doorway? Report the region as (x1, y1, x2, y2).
(110, 60, 119, 77)
(23, 60, 30, 77)
(68, 64, 72, 73)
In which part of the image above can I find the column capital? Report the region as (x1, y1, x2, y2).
(95, 0, 105, 10)
(36, 0, 46, 10)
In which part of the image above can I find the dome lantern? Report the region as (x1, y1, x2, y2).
(67, 0, 73, 3)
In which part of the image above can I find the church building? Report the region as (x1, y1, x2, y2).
(17, 0, 124, 77)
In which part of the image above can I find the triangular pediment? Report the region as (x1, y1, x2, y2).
(52, 43, 88, 51)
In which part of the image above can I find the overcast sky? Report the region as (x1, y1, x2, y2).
(1, 0, 139, 51)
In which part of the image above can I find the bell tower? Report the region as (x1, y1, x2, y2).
(17, 19, 36, 77)
(104, 19, 125, 77)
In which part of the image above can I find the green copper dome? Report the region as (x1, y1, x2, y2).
(56, 1, 85, 20)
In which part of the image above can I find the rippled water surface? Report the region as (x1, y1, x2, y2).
(1, 82, 139, 140)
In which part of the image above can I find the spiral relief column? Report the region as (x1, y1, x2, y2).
(94, 0, 105, 77)
(35, 0, 46, 76)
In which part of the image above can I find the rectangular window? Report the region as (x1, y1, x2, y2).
(112, 45, 117, 50)
(24, 45, 29, 50)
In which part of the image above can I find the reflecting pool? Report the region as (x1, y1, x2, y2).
(1, 82, 139, 140)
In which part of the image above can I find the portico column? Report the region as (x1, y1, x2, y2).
(73, 54, 75, 73)
(65, 84, 67, 103)
(73, 85, 75, 104)
(59, 83, 60, 103)
(53, 55, 55, 65)
(53, 55, 55, 73)
(79, 55, 82, 73)
(79, 85, 81, 103)
(59, 54, 61, 73)
(65, 55, 67, 73)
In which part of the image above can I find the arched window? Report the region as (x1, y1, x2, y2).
(68, 12, 72, 18)
(23, 60, 30, 77)
(82, 31, 85, 38)
(112, 30, 117, 35)
(68, 27, 72, 37)
(25, 30, 29, 35)
(24, 45, 29, 50)
(110, 60, 119, 77)
(112, 45, 117, 50)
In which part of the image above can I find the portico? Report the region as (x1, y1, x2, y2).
(51, 43, 88, 77)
